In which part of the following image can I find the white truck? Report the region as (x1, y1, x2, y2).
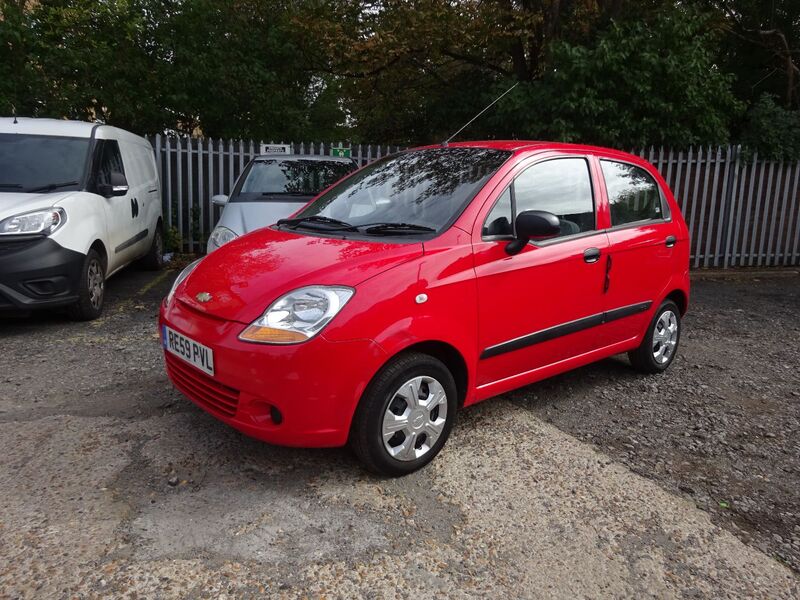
(0, 118, 163, 320)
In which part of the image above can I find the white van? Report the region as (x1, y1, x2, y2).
(0, 118, 163, 320)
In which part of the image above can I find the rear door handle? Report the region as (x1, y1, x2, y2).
(583, 247, 601, 263)
(665, 235, 676, 248)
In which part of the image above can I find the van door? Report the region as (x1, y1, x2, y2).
(597, 158, 680, 344)
(473, 156, 610, 392)
(117, 141, 152, 258)
(92, 139, 139, 270)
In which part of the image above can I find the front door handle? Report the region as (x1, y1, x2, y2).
(583, 247, 601, 263)
(665, 235, 676, 248)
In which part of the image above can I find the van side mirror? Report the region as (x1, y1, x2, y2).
(98, 172, 128, 197)
(505, 210, 561, 255)
(211, 194, 229, 207)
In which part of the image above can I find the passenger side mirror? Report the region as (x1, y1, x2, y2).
(97, 172, 128, 197)
(211, 194, 229, 207)
(505, 210, 561, 255)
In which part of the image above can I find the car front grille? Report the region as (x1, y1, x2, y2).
(165, 352, 240, 418)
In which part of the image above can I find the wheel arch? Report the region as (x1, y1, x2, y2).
(664, 288, 688, 315)
(89, 239, 108, 271)
(381, 340, 470, 408)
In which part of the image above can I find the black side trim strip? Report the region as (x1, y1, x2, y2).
(115, 228, 149, 254)
(604, 301, 652, 323)
(480, 300, 652, 360)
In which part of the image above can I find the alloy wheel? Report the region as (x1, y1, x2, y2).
(652, 310, 678, 364)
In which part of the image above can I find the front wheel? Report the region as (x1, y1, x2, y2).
(628, 300, 681, 373)
(67, 249, 105, 321)
(350, 353, 458, 476)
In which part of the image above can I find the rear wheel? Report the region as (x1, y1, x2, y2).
(67, 249, 105, 321)
(139, 224, 164, 271)
(628, 300, 681, 373)
(350, 353, 458, 476)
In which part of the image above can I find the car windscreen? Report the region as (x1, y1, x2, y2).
(0, 134, 90, 192)
(232, 159, 356, 201)
(290, 148, 511, 234)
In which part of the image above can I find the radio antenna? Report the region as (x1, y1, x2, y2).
(442, 82, 519, 146)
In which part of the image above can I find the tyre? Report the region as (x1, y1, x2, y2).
(628, 300, 681, 373)
(139, 224, 164, 271)
(350, 352, 458, 476)
(67, 249, 106, 321)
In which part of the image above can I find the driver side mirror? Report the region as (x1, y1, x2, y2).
(97, 172, 128, 197)
(505, 210, 561, 255)
(211, 194, 229, 207)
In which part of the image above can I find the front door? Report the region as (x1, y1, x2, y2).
(92, 139, 139, 269)
(473, 156, 609, 394)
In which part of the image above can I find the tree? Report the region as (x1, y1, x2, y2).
(489, 7, 742, 147)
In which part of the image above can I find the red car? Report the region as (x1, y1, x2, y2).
(160, 141, 689, 476)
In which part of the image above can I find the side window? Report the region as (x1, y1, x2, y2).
(601, 160, 665, 226)
(95, 140, 125, 187)
(514, 158, 595, 237)
(482, 187, 513, 237)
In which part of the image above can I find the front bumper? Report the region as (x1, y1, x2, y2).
(159, 298, 387, 447)
(0, 236, 84, 311)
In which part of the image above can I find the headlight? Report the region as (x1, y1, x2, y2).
(167, 258, 202, 304)
(209, 226, 237, 249)
(239, 286, 354, 344)
(0, 208, 66, 236)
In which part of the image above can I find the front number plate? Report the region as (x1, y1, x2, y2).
(162, 325, 215, 376)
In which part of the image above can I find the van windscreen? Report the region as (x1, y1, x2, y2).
(0, 134, 90, 193)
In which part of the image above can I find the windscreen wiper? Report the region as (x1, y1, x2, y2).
(276, 215, 359, 232)
(361, 222, 436, 235)
(0, 183, 23, 189)
(26, 180, 80, 193)
(263, 191, 315, 196)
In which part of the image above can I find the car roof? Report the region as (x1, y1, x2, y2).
(0, 117, 151, 148)
(252, 154, 355, 162)
(413, 140, 647, 164)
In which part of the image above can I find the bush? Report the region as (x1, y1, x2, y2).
(739, 94, 800, 160)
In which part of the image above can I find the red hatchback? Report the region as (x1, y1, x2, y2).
(160, 142, 689, 476)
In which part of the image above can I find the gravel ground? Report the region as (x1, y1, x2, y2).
(0, 266, 798, 598)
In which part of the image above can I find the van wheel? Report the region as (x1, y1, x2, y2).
(67, 249, 105, 321)
(139, 225, 164, 271)
(350, 353, 457, 476)
(628, 300, 681, 373)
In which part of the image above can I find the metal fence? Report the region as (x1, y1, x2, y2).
(147, 136, 800, 267)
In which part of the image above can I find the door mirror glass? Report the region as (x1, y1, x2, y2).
(505, 210, 561, 255)
(98, 171, 128, 197)
(211, 194, 229, 206)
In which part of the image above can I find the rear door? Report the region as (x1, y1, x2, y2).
(473, 154, 610, 393)
(597, 157, 680, 344)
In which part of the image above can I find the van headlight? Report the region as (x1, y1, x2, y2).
(239, 286, 354, 344)
(167, 258, 202, 304)
(0, 208, 66, 235)
(209, 226, 237, 249)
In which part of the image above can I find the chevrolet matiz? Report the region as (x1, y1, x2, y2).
(160, 141, 689, 476)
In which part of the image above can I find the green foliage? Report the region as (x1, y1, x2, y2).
(0, 0, 797, 151)
(489, 8, 742, 148)
(740, 94, 800, 160)
(0, 0, 346, 139)
(163, 225, 182, 254)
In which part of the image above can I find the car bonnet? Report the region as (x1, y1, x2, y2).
(177, 226, 424, 324)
